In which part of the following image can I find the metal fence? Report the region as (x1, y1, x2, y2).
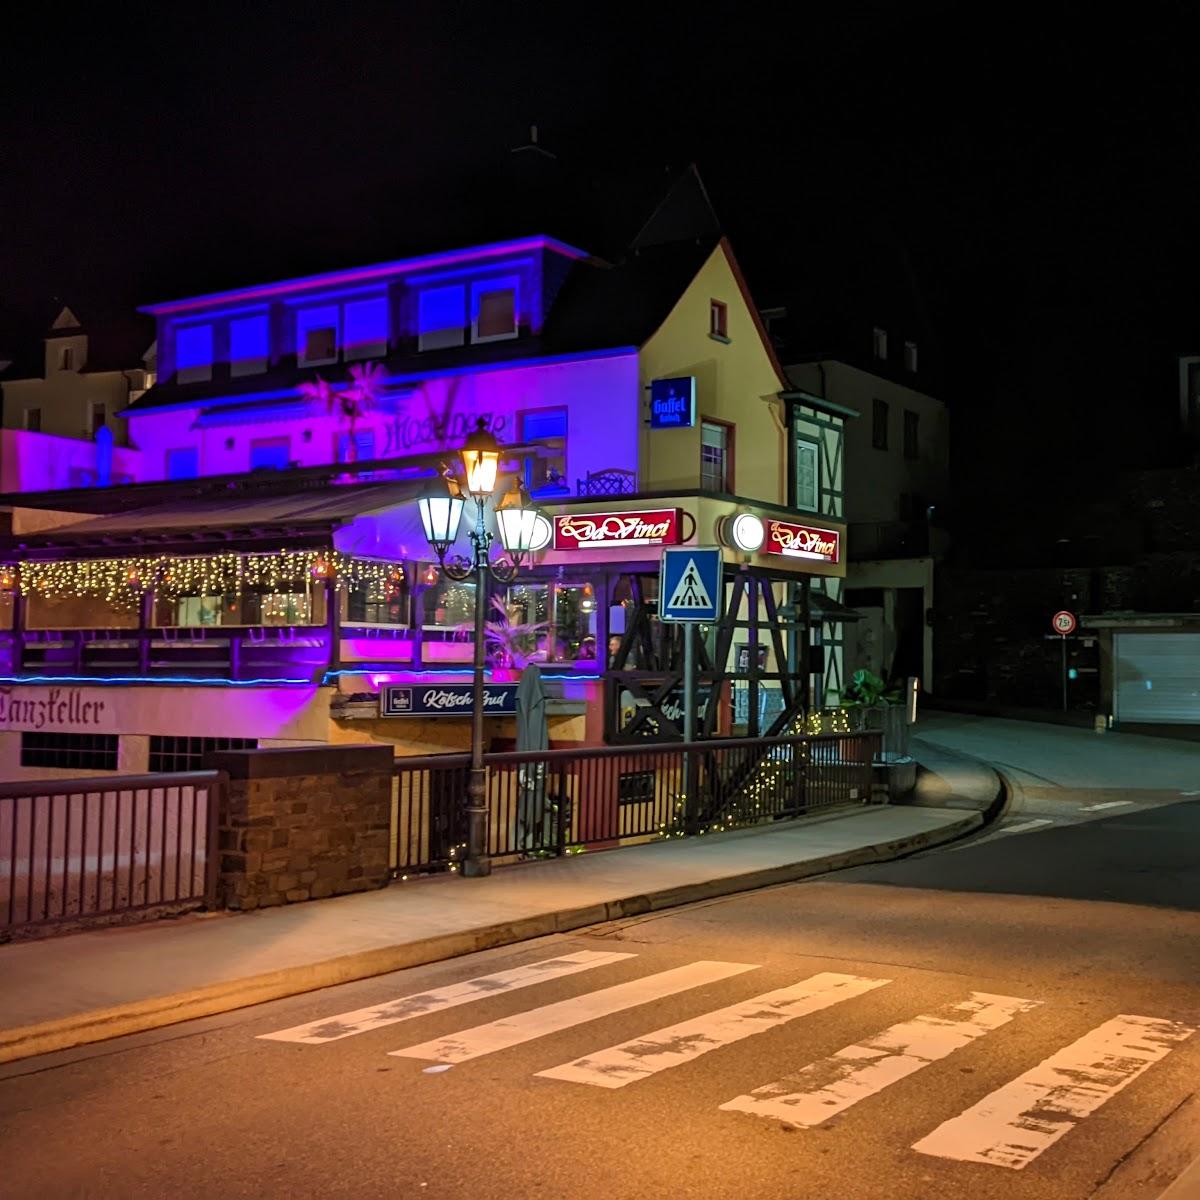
(389, 731, 880, 875)
(0, 771, 224, 935)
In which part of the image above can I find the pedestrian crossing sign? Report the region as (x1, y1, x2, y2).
(659, 546, 722, 622)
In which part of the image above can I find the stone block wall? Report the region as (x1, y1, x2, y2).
(210, 744, 393, 911)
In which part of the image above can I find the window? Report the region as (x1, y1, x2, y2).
(166, 447, 199, 480)
(521, 408, 567, 494)
(422, 575, 475, 628)
(873, 327, 888, 359)
(472, 278, 518, 342)
(21, 732, 118, 771)
(337, 429, 376, 463)
(24, 408, 41, 433)
(175, 324, 213, 383)
(149, 736, 258, 773)
(418, 284, 466, 351)
(344, 296, 389, 360)
(701, 420, 732, 491)
(297, 305, 339, 365)
(505, 581, 598, 664)
(710, 299, 729, 339)
(60, 346, 74, 371)
(903, 410, 919, 459)
(794, 436, 819, 511)
(230, 314, 269, 376)
(872, 398, 889, 450)
(90, 403, 106, 436)
(346, 573, 407, 626)
(904, 340, 918, 372)
(250, 437, 290, 470)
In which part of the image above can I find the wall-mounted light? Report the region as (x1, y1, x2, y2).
(720, 512, 765, 553)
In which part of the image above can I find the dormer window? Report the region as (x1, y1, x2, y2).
(472, 278, 519, 342)
(418, 284, 467, 351)
(297, 305, 339, 365)
(175, 323, 213, 384)
(230, 314, 269, 376)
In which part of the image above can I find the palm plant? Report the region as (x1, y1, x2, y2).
(299, 362, 385, 463)
(483, 595, 549, 669)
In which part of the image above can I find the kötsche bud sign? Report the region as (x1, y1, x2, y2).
(381, 683, 519, 718)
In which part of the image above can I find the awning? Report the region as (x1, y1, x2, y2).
(799, 591, 862, 624)
(8, 479, 429, 554)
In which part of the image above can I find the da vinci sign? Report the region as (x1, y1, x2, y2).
(764, 519, 841, 565)
(553, 509, 683, 551)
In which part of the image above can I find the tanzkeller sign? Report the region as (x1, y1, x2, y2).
(553, 509, 683, 550)
(765, 519, 841, 565)
(0, 687, 108, 731)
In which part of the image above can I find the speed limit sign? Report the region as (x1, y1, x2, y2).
(1051, 610, 1077, 636)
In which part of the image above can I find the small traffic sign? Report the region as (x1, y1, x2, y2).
(1051, 610, 1077, 636)
(659, 547, 722, 622)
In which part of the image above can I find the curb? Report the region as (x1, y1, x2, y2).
(0, 808, 982, 1066)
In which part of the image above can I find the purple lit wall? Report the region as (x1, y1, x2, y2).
(125, 351, 640, 494)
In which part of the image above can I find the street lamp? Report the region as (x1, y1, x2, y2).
(416, 420, 545, 877)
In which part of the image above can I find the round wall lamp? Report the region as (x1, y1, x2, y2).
(720, 511, 765, 553)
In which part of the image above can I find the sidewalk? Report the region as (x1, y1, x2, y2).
(0, 798, 988, 1065)
(913, 712, 1200, 791)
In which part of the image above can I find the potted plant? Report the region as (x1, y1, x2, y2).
(842, 669, 915, 800)
(482, 596, 549, 681)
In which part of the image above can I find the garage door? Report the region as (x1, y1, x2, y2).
(1114, 633, 1200, 723)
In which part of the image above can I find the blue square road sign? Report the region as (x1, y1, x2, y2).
(659, 546, 723, 622)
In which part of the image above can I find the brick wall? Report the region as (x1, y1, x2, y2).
(210, 744, 393, 911)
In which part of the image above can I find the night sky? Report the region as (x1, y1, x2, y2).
(2, 3, 1197, 501)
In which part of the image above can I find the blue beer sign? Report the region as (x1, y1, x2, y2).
(649, 377, 696, 429)
(381, 683, 519, 718)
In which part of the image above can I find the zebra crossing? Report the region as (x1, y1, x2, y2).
(258, 953, 1195, 1172)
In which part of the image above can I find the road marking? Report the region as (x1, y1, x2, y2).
(720, 992, 1038, 1128)
(994, 819, 1055, 835)
(389, 961, 757, 1064)
(538, 971, 890, 1089)
(257, 951, 635, 1044)
(1078, 800, 1135, 812)
(912, 1014, 1196, 1170)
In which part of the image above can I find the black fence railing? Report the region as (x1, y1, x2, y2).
(389, 732, 880, 875)
(0, 771, 224, 935)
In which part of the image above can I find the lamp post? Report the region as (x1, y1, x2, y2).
(417, 420, 546, 877)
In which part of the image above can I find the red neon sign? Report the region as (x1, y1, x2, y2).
(553, 509, 683, 550)
(765, 519, 841, 564)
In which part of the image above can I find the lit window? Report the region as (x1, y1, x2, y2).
(297, 305, 339, 365)
(472, 278, 518, 342)
(24, 408, 41, 433)
(250, 437, 290, 470)
(166, 447, 199, 480)
(710, 300, 728, 339)
(872, 398, 889, 450)
(418, 285, 466, 351)
(873, 327, 888, 359)
(344, 297, 389, 360)
(904, 340, 918, 372)
(521, 408, 567, 493)
(794, 437, 819, 511)
(230, 314, 269, 376)
(701, 420, 731, 491)
(175, 324, 213, 383)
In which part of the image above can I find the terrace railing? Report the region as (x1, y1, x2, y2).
(0, 770, 224, 936)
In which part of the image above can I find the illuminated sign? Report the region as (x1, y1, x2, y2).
(381, 683, 518, 717)
(765, 519, 841, 564)
(649, 377, 696, 429)
(553, 509, 683, 550)
(720, 512, 765, 553)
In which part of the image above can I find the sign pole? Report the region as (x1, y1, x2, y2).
(1061, 634, 1068, 712)
(683, 621, 697, 832)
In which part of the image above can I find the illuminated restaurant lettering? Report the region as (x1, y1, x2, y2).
(765, 519, 841, 563)
(553, 509, 683, 550)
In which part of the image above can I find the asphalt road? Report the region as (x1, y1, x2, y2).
(2, 788, 1199, 1200)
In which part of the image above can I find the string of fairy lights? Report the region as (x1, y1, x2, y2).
(0, 550, 404, 610)
(655, 707, 858, 840)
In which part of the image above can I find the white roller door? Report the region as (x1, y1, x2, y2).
(1114, 633, 1200, 724)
